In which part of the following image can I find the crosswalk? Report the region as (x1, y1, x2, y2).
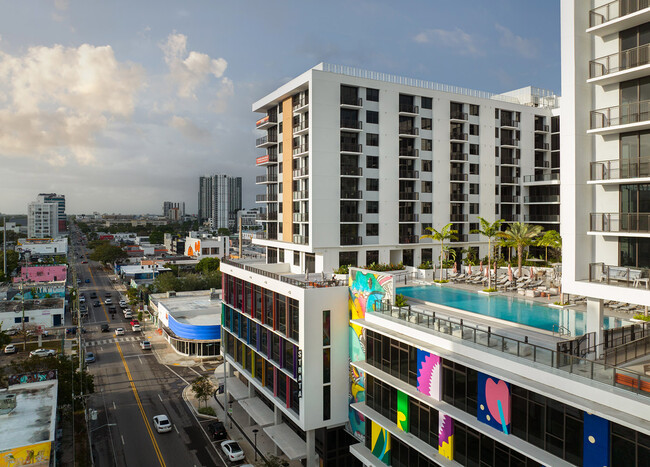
(84, 336, 143, 347)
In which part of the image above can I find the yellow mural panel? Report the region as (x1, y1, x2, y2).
(0, 441, 51, 467)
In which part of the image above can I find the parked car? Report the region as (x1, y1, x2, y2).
(207, 421, 227, 440)
(105, 292, 112, 298)
(90, 292, 97, 299)
(115, 328, 125, 336)
(85, 279, 90, 283)
(132, 324, 141, 332)
(85, 352, 95, 363)
(79, 296, 86, 303)
(4, 344, 17, 354)
(105, 298, 112, 305)
(5, 328, 18, 336)
(140, 340, 151, 350)
(152, 415, 172, 433)
(130, 320, 140, 326)
(100, 324, 109, 332)
(81, 261, 88, 264)
(124, 311, 132, 319)
(93, 301, 100, 307)
(220, 440, 245, 462)
(108, 306, 116, 313)
(30, 348, 56, 358)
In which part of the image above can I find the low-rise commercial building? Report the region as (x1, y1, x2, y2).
(13, 265, 68, 283)
(16, 238, 68, 257)
(184, 232, 229, 259)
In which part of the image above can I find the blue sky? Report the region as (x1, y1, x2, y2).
(0, 0, 560, 215)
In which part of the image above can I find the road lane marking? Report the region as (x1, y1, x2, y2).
(174, 425, 179, 434)
(113, 401, 116, 410)
(116, 341, 167, 467)
(189, 367, 202, 378)
(158, 394, 163, 402)
(164, 365, 189, 385)
(121, 435, 125, 445)
(199, 365, 206, 372)
(138, 356, 142, 365)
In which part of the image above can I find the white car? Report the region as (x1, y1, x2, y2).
(30, 348, 56, 358)
(132, 324, 141, 332)
(114, 328, 125, 336)
(4, 344, 17, 354)
(152, 414, 172, 433)
(220, 440, 245, 462)
(105, 298, 112, 305)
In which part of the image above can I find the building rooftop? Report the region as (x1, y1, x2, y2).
(154, 290, 222, 326)
(0, 297, 64, 312)
(0, 379, 58, 452)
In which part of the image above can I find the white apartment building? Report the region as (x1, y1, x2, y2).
(254, 63, 560, 274)
(183, 232, 229, 259)
(561, 1, 650, 338)
(27, 200, 58, 239)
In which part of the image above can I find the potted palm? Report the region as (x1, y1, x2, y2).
(471, 217, 504, 293)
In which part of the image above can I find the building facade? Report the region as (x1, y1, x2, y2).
(254, 64, 560, 274)
(198, 174, 243, 230)
(163, 201, 185, 221)
(27, 200, 58, 239)
(38, 193, 66, 233)
(237, 208, 262, 231)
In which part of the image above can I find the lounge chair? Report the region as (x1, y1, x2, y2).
(619, 304, 638, 312)
(609, 302, 627, 309)
(451, 273, 467, 282)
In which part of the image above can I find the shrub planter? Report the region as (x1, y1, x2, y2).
(417, 268, 435, 281)
(333, 274, 349, 283)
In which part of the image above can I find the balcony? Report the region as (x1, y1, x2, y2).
(589, 43, 650, 85)
(450, 152, 468, 161)
(293, 144, 309, 157)
(341, 143, 362, 153)
(450, 214, 468, 222)
(340, 120, 363, 131)
(340, 235, 362, 246)
(501, 196, 520, 203)
(535, 161, 551, 168)
(293, 97, 309, 112)
(450, 173, 468, 181)
(450, 111, 468, 121)
(341, 166, 363, 177)
(590, 212, 650, 233)
(399, 148, 419, 158)
(524, 214, 560, 223)
(523, 195, 560, 203)
(500, 156, 519, 165)
(500, 176, 519, 184)
(500, 138, 520, 147)
(293, 234, 309, 245)
(590, 156, 650, 181)
(256, 194, 278, 203)
(588, 262, 650, 290)
(590, 100, 650, 134)
(256, 114, 277, 130)
(501, 214, 518, 222)
(259, 212, 278, 221)
(292, 190, 309, 200)
(293, 167, 309, 178)
(398, 170, 419, 179)
(450, 131, 468, 141)
(535, 142, 550, 150)
(341, 190, 363, 200)
(450, 234, 468, 243)
(500, 118, 519, 128)
(340, 213, 363, 223)
(450, 193, 468, 202)
(256, 174, 278, 184)
(588, 0, 650, 35)
(398, 213, 419, 222)
(256, 135, 277, 148)
(398, 126, 419, 137)
(399, 104, 419, 115)
(340, 96, 362, 107)
(293, 120, 309, 134)
(398, 235, 419, 244)
(523, 173, 560, 184)
(534, 123, 550, 132)
(293, 212, 309, 223)
(398, 192, 419, 200)
(256, 153, 278, 166)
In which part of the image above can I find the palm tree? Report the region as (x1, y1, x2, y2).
(536, 230, 562, 263)
(420, 223, 458, 281)
(470, 217, 504, 290)
(499, 222, 544, 278)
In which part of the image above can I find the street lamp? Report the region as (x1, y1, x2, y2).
(252, 429, 259, 461)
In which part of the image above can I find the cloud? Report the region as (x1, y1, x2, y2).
(169, 115, 210, 141)
(495, 24, 537, 59)
(413, 28, 482, 56)
(160, 33, 228, 100)
(0, 43, 144, 164)
(54, 0, 69, 10)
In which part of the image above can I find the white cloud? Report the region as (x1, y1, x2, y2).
(169, 115, 210, 141)
(495, 24, 537, 59)
(54, 0, 69, 11)
(0, 43, 144, 165)
(160, 33, 228, 100)
(413, 28, 482, 56)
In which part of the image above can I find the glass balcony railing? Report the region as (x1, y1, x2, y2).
(589, 0, 650, 28)
(524, 214, 560, 223)
(590, 43, 650, 79)
(590, 156, 650, 180)
(523, 173, 560, 183)
(590, 212, 650, 232)
(588, 262, 650, 290)
(293, 212, 309, 222)
(591, 100, 650, 129)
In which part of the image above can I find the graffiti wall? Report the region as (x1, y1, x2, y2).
(0, 441, 51, 467)
(8, 370, 57, 386)
(348, 268, 394, 441)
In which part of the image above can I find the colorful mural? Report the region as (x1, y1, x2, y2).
(371, 421, 391, 465)
(477, 372, 511, 434)
(348, 268, 394, 441)
(416, 348, 441, 400)
(397, 390, 409, 432)
(0, 441, 51, 467)
(439, 413, 454, 460)
(583, 412, 609, 467)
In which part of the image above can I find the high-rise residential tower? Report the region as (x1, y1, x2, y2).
(28, 198, 59, 239)
(37, 193, 66, 233)
(198, 174, 243, 231)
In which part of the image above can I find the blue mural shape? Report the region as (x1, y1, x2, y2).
(583, 412, 609, 467)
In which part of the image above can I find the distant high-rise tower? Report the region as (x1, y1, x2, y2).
(37, 193, 66, 233)
(198, 174, 243, 230)
(28, 196, 60, 239)
(163, 201, 185, 221)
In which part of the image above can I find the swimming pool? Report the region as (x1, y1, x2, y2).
(397, 285, 623, 336)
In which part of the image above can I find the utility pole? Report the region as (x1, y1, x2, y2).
(21, 277, 26, 351)
(3, 215, 6, 278)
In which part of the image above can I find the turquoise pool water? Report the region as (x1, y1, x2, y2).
(397, 286, 623, 336)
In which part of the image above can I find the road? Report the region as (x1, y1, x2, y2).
(69, 228, 225, 467)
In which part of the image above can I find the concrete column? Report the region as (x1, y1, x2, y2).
(306, 429, 318, 467)
(274, 406, 282, 456)
(247, 382, 255, 425)
(586, 298, 604, 351)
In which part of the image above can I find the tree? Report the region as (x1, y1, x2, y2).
(536, 230, 562, 263)
(499, 222, 544, 278)
(191, 376, 214, 408)
(153, 272, 181, 293)
(148, 231, 164, 244)
(0, 322, 11, 348)
(420, 224, 458, 281)
(0, 250, 19, 282)
(217, 228, 231, 236)
(470, 217, 504, 290)
(163, 263, 180, 277)
(89, 244, 127, 264)
(196, 257, 220, 274)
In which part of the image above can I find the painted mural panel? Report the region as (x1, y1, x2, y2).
(348, 268, 394, 440)
(371, 421, 391, 465)
(0, 441, 51, 467)
(477, 372, 511, 434)
(416, 348, 441, 400)
(438, 413, 454, 460)
(397, 390, 409, 432)
(583, 412, 609, 467)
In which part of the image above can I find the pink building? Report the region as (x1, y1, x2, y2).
(14, 265, 68, 283)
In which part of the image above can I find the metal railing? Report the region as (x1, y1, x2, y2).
(259, 212, 278, 221)
(340, 236, 362, 245)
(341, 166, 363, 176)
(293, 212, 308, 222)
(451, 111, 468, 120)
(399, 104, 419, 114)
(292, 144, 309, 156)
(255, 115, 277, 128)
(340, 96, 362, 106)
(589, 0, 650, 28)
(501, 138, 520, 146)
(523, 173, 560, 183)
(450, 152, 468, 161)
(450, 193, 468, 201)
(293, 234, 309, 245)
(398, 170, 419, 179)
(524, 195, 560, 203)
(293, 121, 309, 132)
(591, 99, 650, 129)
(450, 132, 468, 141)
(399, 192, 419, 200)
(500, 176, 519, 184)
(535, 142, 550, 150)
(293, 96, 308, 110)
(292, 190, 309, 200)
(341, 190, 363, 199)
(590, 212, 650, 232)
(450, 214, 468, 222)
(399, 148, 419, 157)
(398, 235, 419, 244)
(500, 196, 520, 203)
(590, 43, 650, 78)
(256, 135, 278, 146)
(256, 194, 278, 202)
(341, 143, 362, 153)
(590, 156, 650, 180)
(399, 126, 419, 136)
(500, 156, 519, 165)
(341, 120, 362, 130)
(340, 213, 362, 223)
(524, 214, 560, 222)
(500, 118, 519, 128)
(535, 161, 550, 168)
(398, 213, 419, 222)
(293, 167, 309, 178)
(605, 335, 650, 366)
(375, 304, 650, 398)
(450, 234, 468, 242)
(450, 173, 468, 181)
(588, 262, 647, 288)
(534, 123, 549, 132)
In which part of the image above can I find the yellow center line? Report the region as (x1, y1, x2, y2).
(116, 340, 167, 467)
(86, 265, 110, 322)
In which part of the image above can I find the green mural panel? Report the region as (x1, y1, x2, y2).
(397, 390, 409, 432)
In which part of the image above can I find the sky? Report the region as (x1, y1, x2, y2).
(0, 0, 560, 215)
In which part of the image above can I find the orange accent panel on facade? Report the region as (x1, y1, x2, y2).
(282, 97, 294, 242)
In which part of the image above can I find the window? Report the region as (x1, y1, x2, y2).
(366, 155, 379, 169)
(422, 160, 432, 172)
(495, 108, 499, 118)
(339, 251, 358, 267)
(366, 330, 418, 386)
(366, 201, 379, 213)
(469, 104, 479, 116)
(366, 110, 379, 124)
(469, 203, 479, 214)
(421, 139, 432, 151)
(442, 359, 477, 414)
(366, 178, 379, 191)
(366, 224, 379, 236)
(323, 348, 331, 383)
(470, 183, 479, 194)
(366, 250, 379, 265)
(366, 88, 379, 101)
(469, 222, 478, 231)
(421, 97, 433, 109)
(469, 163, 479, 175)
(495, 127, 499, 137)
(470, 143, 479, 155)
(422, 202, 432, 214)
(323, 385, 331, 421)
(610, 422, 650, 467)
(469, 124, 479, 136)
(294, 251, 300, 266)
(322, 310, 330, 346)
(366, 133, 379, 146)
(421, 117, 432, 130)
(421, 181, 432, 193)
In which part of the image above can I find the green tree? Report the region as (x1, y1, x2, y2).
(536, 230, 562, 263)
(89, 244, 127, 264)
(0, 321, 11, 348)
(470, 217, 504, 290)
(420, 223, 458, 281)
(153, 272, 181, 293)
(190, 376, 214, 408)
(196, 257, 220, 274)
(0, 250, 19, 281)
(148, 231, 164, 244)
(499, 222, 544, 278)
(216, 228, 231, 236)
(163, 263, 180, 277)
